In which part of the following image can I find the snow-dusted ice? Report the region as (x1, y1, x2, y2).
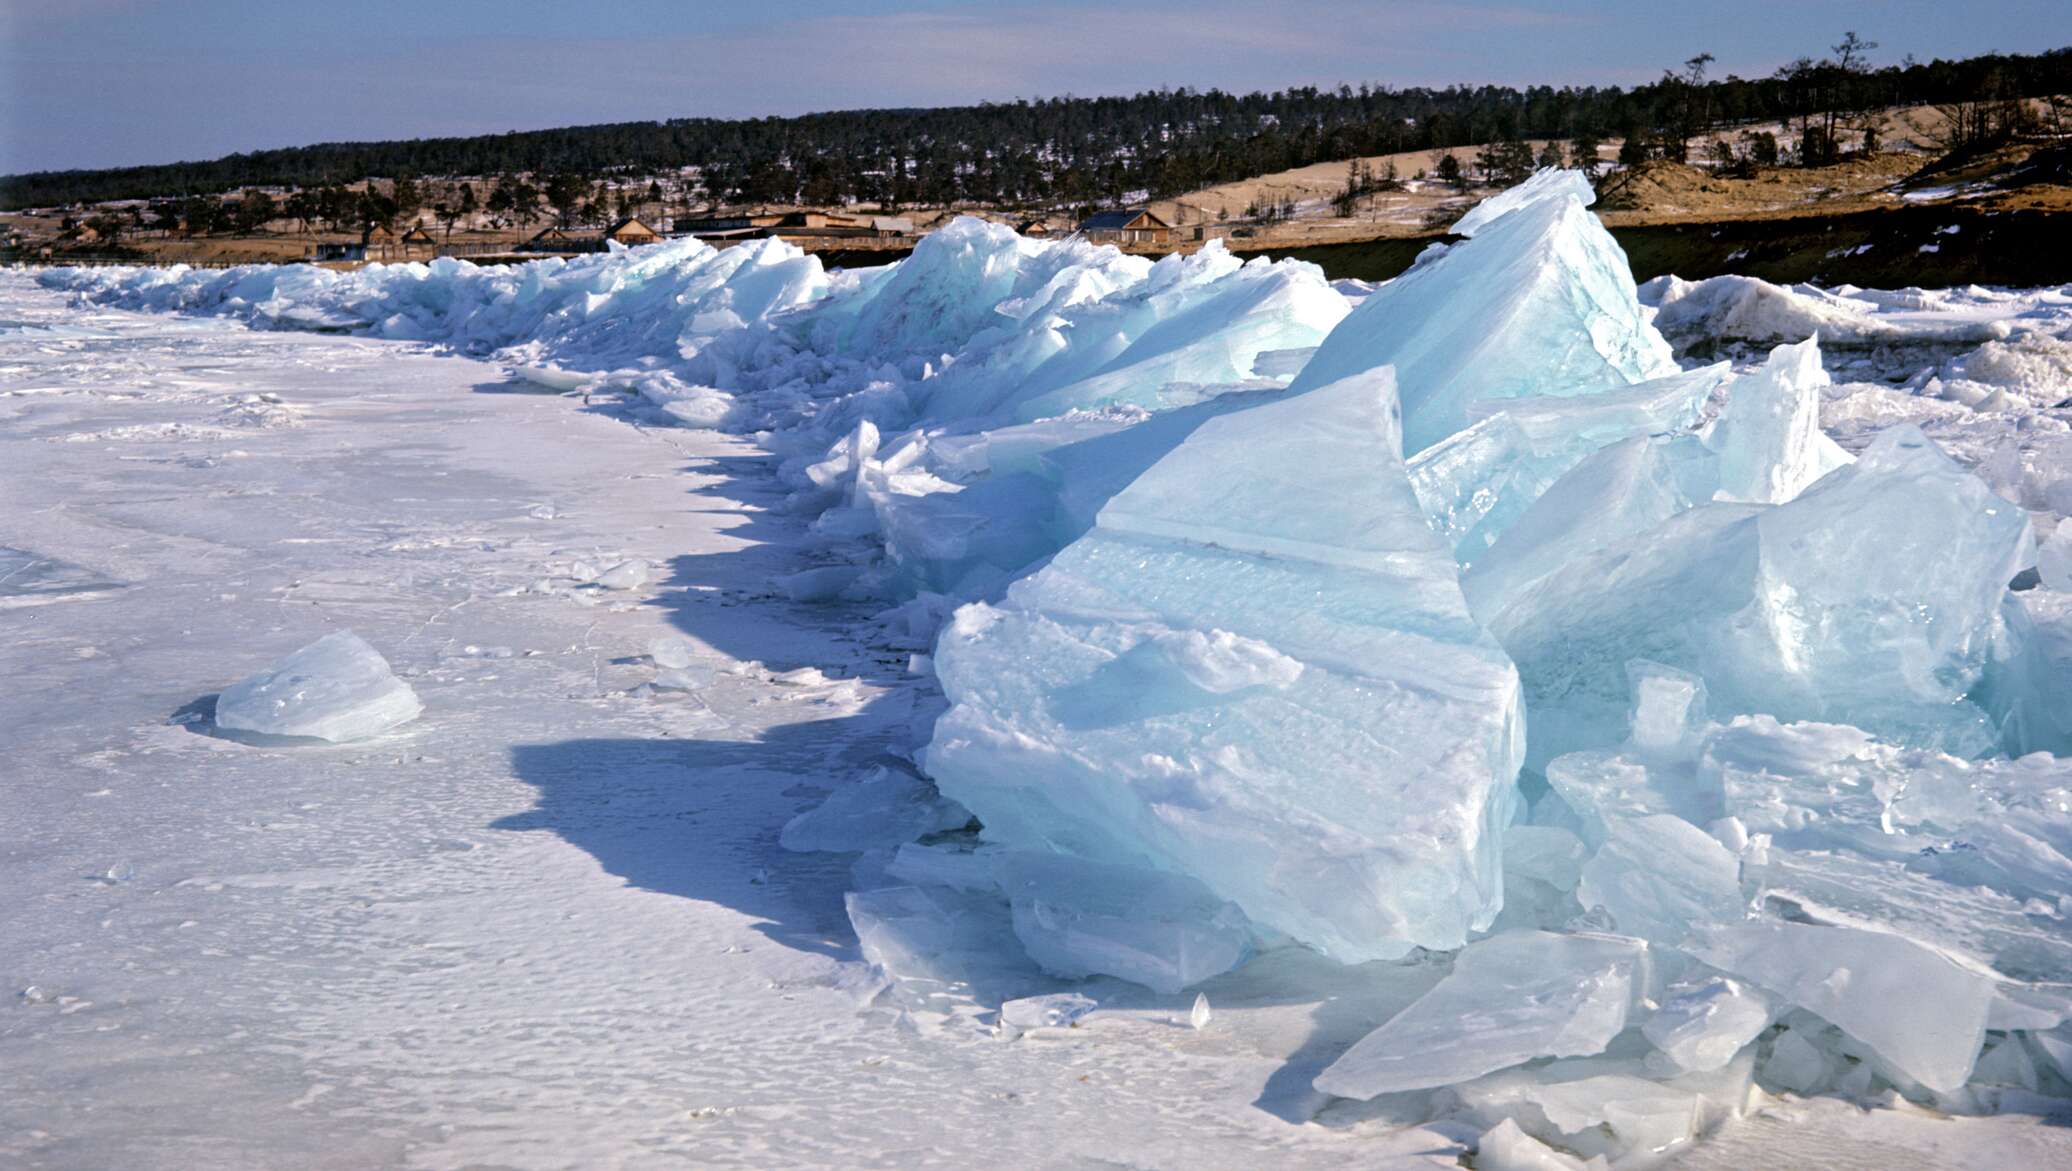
(213, 630, 423, 742)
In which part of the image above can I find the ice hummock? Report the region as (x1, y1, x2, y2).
(927, 366, 1524, 965)
(214, 630, 423, 742)
(1283, 172, 1676, 455)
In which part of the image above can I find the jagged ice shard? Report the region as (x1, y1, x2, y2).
(1284, 168, 1677, 457)
(925, 367, 1525, 966)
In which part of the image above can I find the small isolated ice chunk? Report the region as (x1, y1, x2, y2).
(649, 637, 695, 669)
(1473, 1118, 1595, 1171)
(594, 559, 650, 590)
(996, 852, 1253, 994)
(1575, 813, 1743, 945)
(779, 766, 971, 854)
(999, 992, 1097, 1034)
(515, 364, 592, 392)
(1644, 977, 1773, 1073)
(215, 630, 423, 743)
(1313, 931, 1647, 1100)
(1691, 920, 1996, 1092)
(1626, 660, 1708, 753)
(1189, 992, 1212, 1031)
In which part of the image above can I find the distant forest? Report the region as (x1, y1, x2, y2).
(6, 43, 2069, 211)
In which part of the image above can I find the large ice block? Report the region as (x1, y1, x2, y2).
(926, 367, 1525, 963)
(1285, 173, 1676, 455)
(214, 630, 423, 743)
(1313, 931, 1648, 1099)
(1489, 425, 2035, 763)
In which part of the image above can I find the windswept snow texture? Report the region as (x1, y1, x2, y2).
(28, 168, 2072, 1169)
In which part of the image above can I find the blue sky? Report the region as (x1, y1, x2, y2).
(4, 0, 2067, 173)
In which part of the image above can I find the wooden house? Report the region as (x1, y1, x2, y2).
(604, 217, 662, 246)
(1076, 209, 1171, 245)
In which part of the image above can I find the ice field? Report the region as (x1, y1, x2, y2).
(10, 170, 2072, 1168)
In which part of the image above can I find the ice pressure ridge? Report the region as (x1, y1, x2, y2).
(45, 169, 2072, 1165)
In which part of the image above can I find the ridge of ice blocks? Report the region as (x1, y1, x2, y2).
(1284, 169, 1676, 455)
(1313, 931, 1648, 1099)
(1488, 423, 2034, 764)
(926, 367, 1525, 965)
(214, 630, 423, 743)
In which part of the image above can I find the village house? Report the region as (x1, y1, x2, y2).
(521, 225, 588, 253)
(604, 217, 662, 246)
(1076, 208, 1171, 245)
(1016, 218, 1052, 236)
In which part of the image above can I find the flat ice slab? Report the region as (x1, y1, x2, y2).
(214, 630, 423, 743)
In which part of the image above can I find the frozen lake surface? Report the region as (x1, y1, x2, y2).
(7, 215, 2072, 1170)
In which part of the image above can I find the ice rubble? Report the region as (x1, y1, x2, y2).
(46, 170, 2072, 1165)
(214, 630, 422, 742)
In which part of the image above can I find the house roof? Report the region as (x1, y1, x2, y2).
(606, 217, 659, 236)
(1077, 209, 1168, 231)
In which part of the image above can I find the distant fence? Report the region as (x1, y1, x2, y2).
(5, 254, 250, 270)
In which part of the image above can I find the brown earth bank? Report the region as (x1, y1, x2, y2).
(1241, 204, 2072, 288)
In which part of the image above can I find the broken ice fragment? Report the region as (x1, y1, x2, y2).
(995, 853, 1252, 994)
(1574, 814, 1743, 945)
(1445, 1051, 1753, 1167)
(1472, 1118, 1595, 1171)
(778, 766, 971, 854)
(998, 992, 1097, 1035)
(648, 637, 695, 668)
(1189, 992, 1212, 1031)
(1643, 977, 1773, 1073)
(1758, 1026, 1834, 1095)
(1313, 931, 1648, 1100)
(594, 559, 650, 590)
(214, 630, 423, 743)
(1626, 660, 1708, 754)
(1690, 920, 1995, 1092)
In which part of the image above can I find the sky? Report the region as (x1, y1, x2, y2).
(3, 0, 2068, 174)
